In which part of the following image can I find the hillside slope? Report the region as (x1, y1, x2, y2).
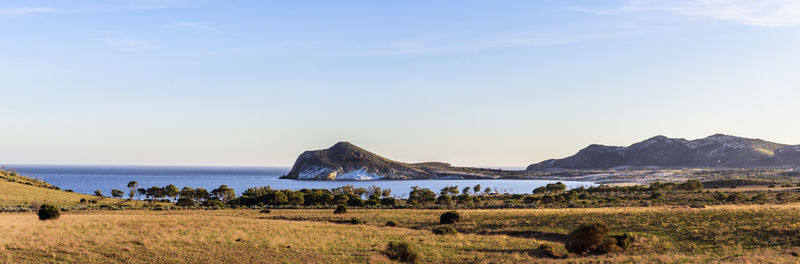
(0, 168, 138, 207)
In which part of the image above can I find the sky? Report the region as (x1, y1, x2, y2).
(2, 0, 800, 167)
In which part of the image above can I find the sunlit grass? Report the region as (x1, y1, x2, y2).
(1, 206, 799, 263)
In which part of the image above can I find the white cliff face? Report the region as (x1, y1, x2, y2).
(335, 169, 379, 180)
(297, 166, 380, 180)
(297, 166, 333, 180)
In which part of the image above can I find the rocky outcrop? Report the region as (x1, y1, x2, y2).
(281, 142, 530, 180)
(282, 142, 432, 180)
(528, 134, 800, 170)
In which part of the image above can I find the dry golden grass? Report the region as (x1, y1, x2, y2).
(0, 181, 103, 207)
(0, 180, 165, 208)
(0, 210, 548, 263)
(2, 206, 799, 263)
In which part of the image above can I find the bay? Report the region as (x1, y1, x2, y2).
(6, 165, 595, 198)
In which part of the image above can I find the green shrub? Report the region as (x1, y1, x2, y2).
(380, 197, 396, 206)
(440, 211, 461, 224)
(202, 199, 224, 207)
(38, 204, 60, 221)
(432, 225, 457, 235)
(385, 241, 418, 263)
(567, 221, 620, 255)
(334, 204, 347, 214)
(649, 192, 664, 199)
(260, 209, 271, 214)
(350, 217, 363, 225)
(385, 220, 398, 227)
(175, 197, 196, 207)
(365, 199, 379, 206)
(346, 195, 364, 206)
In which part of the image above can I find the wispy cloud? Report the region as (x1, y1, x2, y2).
(0, 7, 58, 16)
(165, 22, 218, 31)
(576, 0, 800, 27)
(105, 39, 159, 51)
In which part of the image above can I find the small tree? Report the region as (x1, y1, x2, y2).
(127, 181, 139, 199)
(211, 185, 236, 203)
(38, 204, 60, 220)
(111, 189, 124, 198)
(473, 184, 482, 195)
(381, 188, 392, 198)
(179, 187, 195, 201)
(94, 190, 103, 197)
(194, 188, 211, 203)
(164, 184, 180, 202)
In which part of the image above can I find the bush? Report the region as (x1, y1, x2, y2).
(79, 198, 87, 203)
(334, 204, 347, 214)
(350, 217, 363, 225)
(38, 204, 60, 221)
(260, 209, 271, 214)
(432, 225, 457, 235)
(440, 211, 461, 224)
(380, 197, 396, 206)
(202, 199, 224, 207)
(346, 195, 364, 206)
(567, 221, 620, 255)
(385, 241, 418, 263)
(175, 197, 196, 207)
(385, 220, 398, 227)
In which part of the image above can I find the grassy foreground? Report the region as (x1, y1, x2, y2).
(2, 205, 800, 263)
(2, 171, 799, 263)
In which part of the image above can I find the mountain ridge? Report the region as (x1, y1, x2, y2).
(527, 134, 800, 170)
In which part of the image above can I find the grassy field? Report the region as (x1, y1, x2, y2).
(2, 170, 800, 263)
(1, 205, 799, 263)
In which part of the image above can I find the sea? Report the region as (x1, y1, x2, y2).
(5, 165, 595, 198)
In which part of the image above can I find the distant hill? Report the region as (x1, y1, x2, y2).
(528, 134, 800, 170)
(281, 142, 532, 180)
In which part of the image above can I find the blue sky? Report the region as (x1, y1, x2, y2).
(2, 0, 800, 166)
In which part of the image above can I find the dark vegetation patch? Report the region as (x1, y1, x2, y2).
(37, 204, 60, 220)
(384, 241, 418, 263)
(439, 211, 461, 224)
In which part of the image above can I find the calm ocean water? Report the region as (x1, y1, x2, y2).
(6, 165, 595, 198)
